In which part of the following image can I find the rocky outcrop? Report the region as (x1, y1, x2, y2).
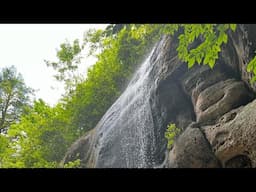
(167, 25, 256, 168)
(62, 129, 96, 167)
(63, 24, 256, 168)
(202, 100, 256, 168)
(165, 97, 256, 167)
(168, 127, 221, 168)
(195, 79, 253, 125)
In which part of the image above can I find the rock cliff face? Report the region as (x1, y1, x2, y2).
(63, 24, 256, 168)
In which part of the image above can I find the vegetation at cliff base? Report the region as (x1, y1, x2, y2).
(165, 123, 181, 149)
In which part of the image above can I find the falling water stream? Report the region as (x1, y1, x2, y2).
(94, 46, 160, 168)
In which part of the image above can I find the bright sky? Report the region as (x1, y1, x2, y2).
(0, 24, 108, 106)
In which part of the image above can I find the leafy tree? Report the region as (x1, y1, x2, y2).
(0, 66, 33, 133)
(0, 99, 55, 167)
(45, 39, 83, 91)
(0, 99, 77, 168)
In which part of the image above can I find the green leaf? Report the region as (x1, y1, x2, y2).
(196, 54, 202, 64)
(208, 59, 215, 69)
(247, 57, 256, 72)
(250, 75, 256, 84)
(203, 54, 210, 65)
(188, 57, 195, 68)
(230, 24, 237, 32)
(223, 33, 228, 43)
(253, 65, 256, 75)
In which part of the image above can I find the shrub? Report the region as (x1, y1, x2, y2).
(165, 123, 181, 149)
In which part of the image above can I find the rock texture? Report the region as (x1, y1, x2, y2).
(168, 127, 221, 168)
(63, 24, 256, 168)
(61, 129, 96, 168)
(203, 100, 256, 168)
(195, 79, 253, 125)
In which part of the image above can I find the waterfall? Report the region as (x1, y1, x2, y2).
(94, 46, 160, 168)
(63, 35, 197, 168)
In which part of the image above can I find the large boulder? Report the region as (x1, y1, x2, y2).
(203, 100, 256, 167)
(168, 127, 221, 168)
(195, 79, 254, 125)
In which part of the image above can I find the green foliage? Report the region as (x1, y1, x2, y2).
(83, 29, 105, 56)
(113, 24, 237, 71)
(0, 99, 77, 168)
(0, 134, 8, 153)
(176, 24, 236, 69)
(63, 159, 81, 168)
(0, 65, 34, 133)
(0, 134, 9, 166)
(45, 39, 82, 91)
(165, 123, 181, 149)
(247, 54, 256, 83)
(46, 39, 81, 75)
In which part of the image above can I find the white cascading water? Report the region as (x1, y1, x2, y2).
(95, 46, 160, 168)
